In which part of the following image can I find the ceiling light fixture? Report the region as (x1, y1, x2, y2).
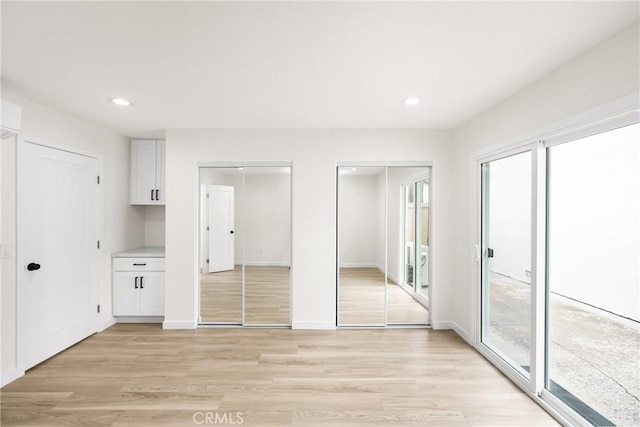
(403, 97, 421, 106)
(109, 97, 133, 107)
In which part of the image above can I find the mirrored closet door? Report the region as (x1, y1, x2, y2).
(337, 165, 431, 327)
(199, 165, 291, 326)
(337, 166, 387, 326)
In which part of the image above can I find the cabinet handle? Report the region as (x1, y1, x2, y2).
(140, 276, 144, 289)
(155, 189, 159, 200)
(133, 263, 146, 266)
(151, 189, 155, 201)
(135, 276, 139, 289)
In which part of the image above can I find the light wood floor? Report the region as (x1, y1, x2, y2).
(201, 267, 427, 326)
(200, 266, 290, 325)
(1, 324, 559, 426)
(339, 268, 429, 325)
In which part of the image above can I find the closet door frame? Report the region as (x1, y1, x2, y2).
(197, 161, 293, 327)
(336, 161, 433, 328)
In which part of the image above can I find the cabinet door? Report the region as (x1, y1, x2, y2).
(130, 140, 158, 205)
(113, 272, 141, 315)
(155, 140, 165, 205)
(138, 272, 164, 316)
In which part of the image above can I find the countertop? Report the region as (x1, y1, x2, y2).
(112, 246, 165, 258)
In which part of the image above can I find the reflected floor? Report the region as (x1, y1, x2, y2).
(487, 272, 639, 426)
(339, 268, 429, 325)
(200, 266, 290, 325)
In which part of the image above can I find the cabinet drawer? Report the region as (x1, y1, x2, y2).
(113, 257, 165, 272)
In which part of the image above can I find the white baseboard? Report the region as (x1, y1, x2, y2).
(243, 261, 290, 267)
(340, 263, 379, 269)
(163, 320, 197, 329)
(99, 316, 117, 332)
(116, 316, 164, 324)
(432, 320, 472, 344)
(292, 321, 336, 330)
(386, 271, 400, 285)
(1, 368, 24, 387)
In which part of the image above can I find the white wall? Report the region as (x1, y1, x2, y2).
(0, 88, 145, 383)
(1, 135, 17, 382)
(227, 172, 291, 266)
(338, 174, 380, 267)
(450, 22, 640, 340)
(144, 206, 166, 247)
(164, 129, 453, 329)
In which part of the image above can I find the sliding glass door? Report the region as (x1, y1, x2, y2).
(476, 115, 639, 426)
(402, 178, 430, 300)
(481, 151, 532, 378)
(546, 123, 639, 426)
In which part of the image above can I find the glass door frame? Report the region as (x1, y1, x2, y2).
(401, 173, 432, 311)
(196, 161, 293, 328)
(473, 141, 545, 398)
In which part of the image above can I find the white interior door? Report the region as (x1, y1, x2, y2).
(207, 185, 235, 273)
(17, 139, 99, 370)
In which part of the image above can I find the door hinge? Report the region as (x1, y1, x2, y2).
(206, 193, 209, 198)
(97, 240, 101, 249)
(97, 175, 100, 184)
(206, 226, 210, 231)
(206, 259, 209, 263)
(97, 304, 100, 313)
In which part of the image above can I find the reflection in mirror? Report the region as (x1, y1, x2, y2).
(243, 167, 291, 325)
(338, 167, 386, 326)
(387, 167, 430, 325)
(199, 167, 243, 324)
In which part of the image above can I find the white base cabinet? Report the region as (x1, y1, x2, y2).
(113, 257, 165, 316)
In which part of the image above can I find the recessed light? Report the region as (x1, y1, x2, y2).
(109, 97, 133, 107)
(403, 97, 421, 106)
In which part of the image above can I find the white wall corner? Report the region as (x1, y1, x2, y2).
(432, 320, 472, 345)
(99, 316, 117, 332)
(1, 368, 24, 387)
(291, 321, 336, 330)
(162, 320, 198, 330)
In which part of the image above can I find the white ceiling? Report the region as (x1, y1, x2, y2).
(2, 1, 638, 138)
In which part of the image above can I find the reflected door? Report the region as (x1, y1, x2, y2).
(481, 151, 532, 377)
(200, 168, 243, 324)
(208, 185, 235, 273)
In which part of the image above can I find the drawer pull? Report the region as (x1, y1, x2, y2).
(133, 263, 147, 266)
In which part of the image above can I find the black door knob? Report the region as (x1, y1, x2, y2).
(230, 230, 234, 234)
(27, 263, 41, 271)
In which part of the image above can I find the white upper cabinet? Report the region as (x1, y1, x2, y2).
(130, 139, 165, 205)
